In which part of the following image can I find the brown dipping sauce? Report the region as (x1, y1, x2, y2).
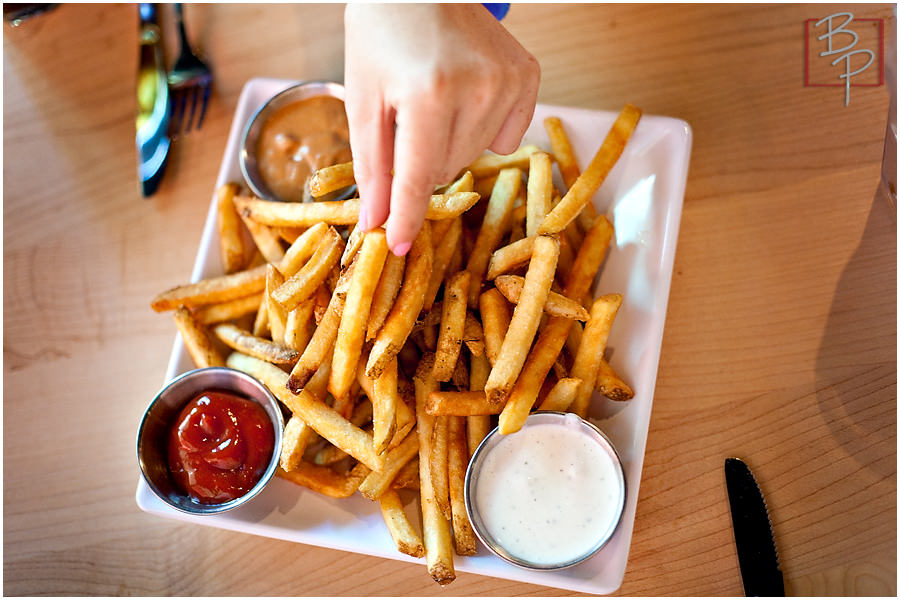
(256, 95, 352, 203)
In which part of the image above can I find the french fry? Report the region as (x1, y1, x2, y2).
(498, 216, 615, 434)
(226, 352, 385, 472)
(413, 354, 456, 585)
(366, 253, 406, 341)
(366, 222, 433, 379)
(443, 170, 474, 194)
(341, 223, 364, 269)
(462, 311, 485, 357)
(537, 377, 582, 412)
(312, 284, 332, 324)
(278, 221, 329, 277)
(479, 288, 512, 367)
(213, 323, 299, 365)
(192, 293, 262, 324)
(538, 105, 641, 235)
(173, 307, 226, 368)
(358, 430, 420, 500)
(239, 209, 286, 265)
(288, 290, 344, 392)
(234, 193, 478, 228)
(467, 144, 541, 178)
(423, 217, 463, 311)
(309, 161, 355, 197)
(484, 235, 559, 404)
(330, 230, 389, 401)
(280, 415, 316, 472)
(252, 295, 269, 337)
(272, 226, 344, 311)
(543, 116, 580, 189)
(465, 168, 521, 307)
(467, 352, 492, 456)
(372, 357, 399, 455)
(433, 271, 471, 382)
(596, 358, 634, 401)
(391, 457, 420, 490)
(526, 152, 552, 237)
(356, 360, 417, 450)
(486, 236, 533, 281)
(284, 298, 316, 352)
(275, 226, 306, 244)
(379, 490, 426, 558)
(494, 274, 590, 321)
(216, 182, 249, 274)
(447, 415, 476, 555)
(265, 264, 288, 345)
(276, 463, 368, 499)
(569, 294, 623, 417)
(473, 173, 498, 201)
(430, 415, 452, 520)
(426, 391, 503, 416)
(151, 264, 268, 312)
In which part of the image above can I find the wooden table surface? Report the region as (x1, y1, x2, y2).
(4, 3, 896, 596)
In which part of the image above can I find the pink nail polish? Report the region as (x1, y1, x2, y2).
(392, 241, 412, 257)
(358, 203, 369, 231)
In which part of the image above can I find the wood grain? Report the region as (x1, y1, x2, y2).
(3, 3, 895, 596)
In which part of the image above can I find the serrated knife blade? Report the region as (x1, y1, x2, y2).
(725, 458, 785, 597)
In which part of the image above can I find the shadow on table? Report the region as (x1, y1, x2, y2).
(814, 188, 897, 481)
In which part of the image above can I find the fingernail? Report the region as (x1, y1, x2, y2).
(358, 203, 369, 231)
(391, 241, 412, 257)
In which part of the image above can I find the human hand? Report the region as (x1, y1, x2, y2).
(344, 3, 540, 255)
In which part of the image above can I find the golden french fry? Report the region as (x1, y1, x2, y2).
(278, 221, 329, 277)
(366, 222, 433, 379)
(276, 463, 368, 499)
(280, 415, 316, 472)
(252, 294, 269, 337)
(173, 307, 226, 368)
(444, 170, 474, 194)
(227, 352, 385, 472)
(275, 226, 306, 244)
(309, 161, 355, 198)
(425, 391, 503, 416)
(413, 354, 456, 585)
(391, 457, 420, 490)
(265, 264, 288, 345)
(423, 217, 463, 311)
(479, 288, 512, 367)
(341, 223, 364, 269)
(429, 415, 452, 523)
(366, 253, 406, 342)
(238, 208, 286, 265)
(357, 360, 417, 450)
(494, 274, 590, 321)
(372, 357, 399, 455)
(465, 168, 521, 307)
(596, 358, 634, 401)
(462, 311, 485, 357)
(284, 298, 316, 352)
(498, 216, 617, 434)
(234, 193, 478, 228)
(379, 489, 426, 558)
(569, 294, 623, 417)
(537, 377, 582, 412)
(467, 144, 541, 178)
(272, 226, 344, 311)
(216, 182, 249, 274)
(556, 230, 576, 284)
(484, 235, 559, 403)
(467, 352, 492, 456)
(543, 116, 580, 189)
(486, 236, 534, 281)
(433, 271, 471, 382)
(151, 264, 268, 312)
(192, 293, 263, 325)
(358, 429, 420, 500)
(330, 230, 389, 401)
(213, 323, 299, 365)
(526, 152, 552, 237)
(447, 415, 476, 555)
(538, 105, 641, 235)
(288, 289, 344, 392)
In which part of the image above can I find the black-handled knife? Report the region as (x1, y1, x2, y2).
(725, 457, 785, 596)
(136, 3, 171, 197)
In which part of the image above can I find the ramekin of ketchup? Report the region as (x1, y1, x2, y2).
(137, 367, 283, 515)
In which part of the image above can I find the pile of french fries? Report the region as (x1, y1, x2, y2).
(151, 104, 641, 585)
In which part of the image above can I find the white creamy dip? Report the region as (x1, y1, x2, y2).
(472, 417, 624, 566)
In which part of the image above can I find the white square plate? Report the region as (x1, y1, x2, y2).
(137, 77, 692, 594)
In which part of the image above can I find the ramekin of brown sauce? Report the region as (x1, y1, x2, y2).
(137, 367, 284, 515)
(240, 81, 352, 203)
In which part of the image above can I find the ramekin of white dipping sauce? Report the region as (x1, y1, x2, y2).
(464, 412, 626, 570)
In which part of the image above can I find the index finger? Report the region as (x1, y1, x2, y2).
(386, 102, 452, 255)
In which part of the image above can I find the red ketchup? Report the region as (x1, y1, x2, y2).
(168, 391, 275, 504)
